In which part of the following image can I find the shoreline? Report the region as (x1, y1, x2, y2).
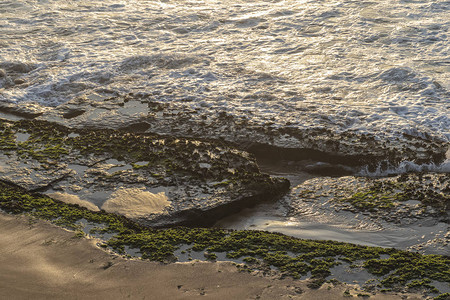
(0, 117, 448, 298)
(0, 212, 425, 300)
(1, 1, 449, 298)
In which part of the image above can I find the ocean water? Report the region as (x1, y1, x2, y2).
(0, 0, 449, 147)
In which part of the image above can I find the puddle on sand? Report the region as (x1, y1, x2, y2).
(124, 246, 142, 257)
(173, 244, 246, 264)
(217, 194, 450, 254)
(75, 218, 116, 240)
(216, 159, 449, 255)
(329, 261, 377, 286)
(215, 196, 449, 254)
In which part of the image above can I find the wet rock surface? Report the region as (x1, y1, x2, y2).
(0, 118, 289, 227)
(290, 173, 449, 225)
(1, 94, 443, 168)
(0, 101, 48, 120)
(287, 173, 449, 253)
(0, 106, 449, 297)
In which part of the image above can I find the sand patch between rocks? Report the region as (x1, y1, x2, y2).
(101, 187, 170, 218)
(48, 192, 100, 212)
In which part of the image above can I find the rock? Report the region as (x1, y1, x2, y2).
(0, 101, 47, 119)
(37, 94, 449, 169)
(0, 62, 35, 73)
(47, 192, 100, 211)
(13, 78, 25, 85)
(101, 187, 171, 218)
(0, 118, 289, 227)
(289, 173, 449, 225)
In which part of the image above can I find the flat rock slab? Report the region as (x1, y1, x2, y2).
(0, 119, 289, 227)
(0, 95, 446, 167)
(288, 173, 449, 253)
(290, 173, 449, 225)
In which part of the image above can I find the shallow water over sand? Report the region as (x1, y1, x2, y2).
(215, 161, 449, 255)
(215, 200, 449, 254)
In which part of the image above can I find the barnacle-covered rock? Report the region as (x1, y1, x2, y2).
(29, 94, 449, 168)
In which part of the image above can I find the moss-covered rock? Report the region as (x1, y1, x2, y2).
(290, 173, 449, 225)
(0, 118, 289, 227)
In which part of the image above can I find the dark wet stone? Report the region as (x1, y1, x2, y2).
(63, 109, 85, 119)
(290, 173, 449, 225)
(13, 78, 26, 85)
(0, 118, 289, 227)
(120, 122, 151, 133)
(0, 62, 35, 74)
(0, 102, 44, 119)
(37, 94, 449, 169)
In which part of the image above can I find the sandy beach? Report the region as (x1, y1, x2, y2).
(0, 212, 426, 300)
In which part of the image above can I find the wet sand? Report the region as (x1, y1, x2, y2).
(0, 212, 424, 300)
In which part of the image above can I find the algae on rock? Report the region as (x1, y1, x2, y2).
(290, 173, 449, 225)
(0, 118, 289, 227)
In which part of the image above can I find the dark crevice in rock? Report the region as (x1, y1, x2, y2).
(246, 142, 374, 165)
(241, 142, 448, 176)
(120, 122, 151, 133)
(63, 109, 85, 119)
(35, 94, 449, 172)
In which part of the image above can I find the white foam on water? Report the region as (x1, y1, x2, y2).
(0, 0, 448, 145)
(358, 158, 450, 177)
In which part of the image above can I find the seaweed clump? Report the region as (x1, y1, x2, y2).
(340, 173, 449, 216)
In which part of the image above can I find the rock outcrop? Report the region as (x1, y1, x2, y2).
(0, 118, 289, 227)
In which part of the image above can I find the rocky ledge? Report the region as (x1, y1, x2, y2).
(290, 173, 449, 226)
(2, 95, 448, 169)
(0, 118, 289, 227)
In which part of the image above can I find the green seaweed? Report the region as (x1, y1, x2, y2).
(0, 181, 448, 294)
(434, 293, 450, 300)
(0, 119, 284, 189)
(340, 175, 449, 214)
